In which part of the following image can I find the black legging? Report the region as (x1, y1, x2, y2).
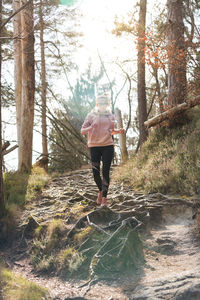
(89, 145, 114, 198)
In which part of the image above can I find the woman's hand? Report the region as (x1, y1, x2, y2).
(119, 128, 125, 134)
(112, 128, 125, 135)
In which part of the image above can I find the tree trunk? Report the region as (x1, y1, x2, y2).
(19, 0, 35, 172)
(0, 0, 5, 216)
(167, 0, 186, 106)
(13, 0, 22, 169)
(137, 0, 148, 146)
(39, 0, 48, 172)
(115, 108, 128, 163)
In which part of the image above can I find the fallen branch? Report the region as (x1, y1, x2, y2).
(3, 145, 18, 156)
(144, 95, 200, 129)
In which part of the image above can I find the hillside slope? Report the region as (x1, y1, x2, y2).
(114, 108, 200, 196)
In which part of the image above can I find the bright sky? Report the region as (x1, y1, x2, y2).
(74, 0, 164, 69)
(81, 0, 132, 54)
(78, 0, 134, 64)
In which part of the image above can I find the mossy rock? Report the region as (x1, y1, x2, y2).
(66, 206, 144, 278)
(90, 219, 144, 276)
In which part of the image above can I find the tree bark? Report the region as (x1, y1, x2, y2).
(137, 0, 148, 146)
(13, 0, 22, 170)
(0, 0, 5, 216)
(167, 0, 187, 106)
(19, 0, 35, 172)
(144, 95, 200, 129)
(39, 0, 48, 172)
(115, 108, 128, 163)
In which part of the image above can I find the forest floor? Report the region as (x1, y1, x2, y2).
(1, 166, 200, 300)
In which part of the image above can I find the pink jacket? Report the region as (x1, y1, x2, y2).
(81, 112, 115, 147)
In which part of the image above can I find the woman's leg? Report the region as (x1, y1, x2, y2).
(89, 147, 102, 201)
(101, 145, 114, 199)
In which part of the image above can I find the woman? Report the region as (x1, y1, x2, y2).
(81, 94, 124, 206)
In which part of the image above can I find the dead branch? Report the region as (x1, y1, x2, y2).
(144, 95, 200, 128)
(3, 145, 18, 156)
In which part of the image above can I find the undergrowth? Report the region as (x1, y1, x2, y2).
(30, 218, 86, 276)
(0, 166, 50, 242)
(3, 166, 50, 209)
(114, 108, 200, 195)
(0, 265, 50, 300)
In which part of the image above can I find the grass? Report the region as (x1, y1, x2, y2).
(1, 166, 50, 242)
(30, 218, 89, 275)
(26, 166, 50, 202)
(30, 219, 68, 273)
(46, 218, 66, 250)
(68, 202, 88, 219)
(113, 108, 200, 196)
(3, 166, 50, 209)
(57, 247, 85, 274)
(73, 226, 93, 243)
(1, 267, 50, 300)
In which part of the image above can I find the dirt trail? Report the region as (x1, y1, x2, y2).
(130, 206, 200, 299)
(1, 167, 200, 300)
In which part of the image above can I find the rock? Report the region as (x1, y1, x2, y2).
(156, 237, 177, 254)
(23, 215, 40, 238)
(90, 217, 144, 276)
(157, 242, 176, 254)
(175, 283, 200, 300)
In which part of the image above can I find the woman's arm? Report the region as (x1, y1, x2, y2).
(81, 114, 93, 135)
(112, 128, 125, 135)
(81, 126, 92, 135)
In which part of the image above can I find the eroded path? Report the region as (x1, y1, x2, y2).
(1, 167, 200, 300)
(129, 206, 200, 299)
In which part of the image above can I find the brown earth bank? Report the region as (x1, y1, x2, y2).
(1, 166, 200, 300)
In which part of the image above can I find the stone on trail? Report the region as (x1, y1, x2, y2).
(67, 206, 144, 277)
(90, 218, 144, 276)
(175, 283, 200, 300)
(23, 215, 40, 238)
